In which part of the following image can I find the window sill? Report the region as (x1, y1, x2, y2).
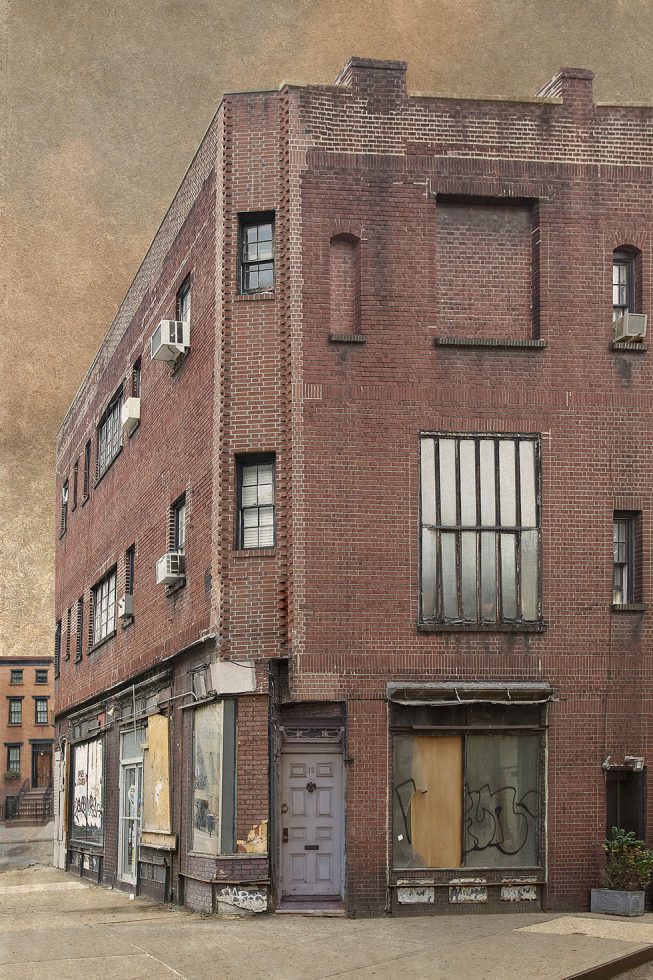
(418, 621, 546, 634)
(433, 337, 546, 350)
(233, 547, 277, 558)
(89, 630, 117, 654)
(329, 333, 366, 344)
(81, 494, 89, 508)
(94, 446, 123, 489)
(7, 723, 22, 727)
(611, 341, 647, 352)
(235, 290, 275, 302)
(127, 421, 140, 438)
(611, 603, 647, 612)
(166, 578, 187, 596)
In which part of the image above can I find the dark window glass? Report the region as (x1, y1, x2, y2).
(8, 699, 22, 725)
(83, 441, 91, 499)
(240, 214, 274, 293)
(97, 390, 122, 479)
(92, 568, 117, 645)
(35, 699, 49, 725)
(35, 669, 48, 684)
(177, 278, 191, 322)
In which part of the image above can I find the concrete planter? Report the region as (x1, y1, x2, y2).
(590, 888, 645, 916)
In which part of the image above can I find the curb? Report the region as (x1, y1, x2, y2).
(566, 943, 653, 979)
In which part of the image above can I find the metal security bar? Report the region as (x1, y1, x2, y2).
(420, 434, 541, 625)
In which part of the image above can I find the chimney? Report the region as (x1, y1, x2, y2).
(334, 57, 408, 107)
(536, 67, 594, 113)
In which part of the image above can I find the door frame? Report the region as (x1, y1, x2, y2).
(117, 729, 145, 886)
(31, 744, 52, 788)
(278, 727, 345, 903)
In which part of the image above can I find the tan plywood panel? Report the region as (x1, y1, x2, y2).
(411, 736, 462, 869)
(142, 714, 171, 836)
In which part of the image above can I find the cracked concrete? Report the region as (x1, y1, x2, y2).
(1, 865, 653, 979)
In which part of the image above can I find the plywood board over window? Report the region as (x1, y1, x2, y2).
(141, 714, 173, 848)
(411, 736, 462, 868)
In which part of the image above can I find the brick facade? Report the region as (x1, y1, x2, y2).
(55, 58, 653, 915)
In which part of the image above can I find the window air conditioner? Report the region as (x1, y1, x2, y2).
(156, 552, 185, 585)
(613, 312, 647, 343)
(120, 397, 141, 435)
(150, 319, 190, 363)
(117, 594, 133, 619)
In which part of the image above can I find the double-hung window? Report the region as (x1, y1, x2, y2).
(177, 277, 191, 323)
(173, 497, 186, 554)
(420, 434, 541, 626)
(613, 513, 639, 605)
(7, 746, 20, 774)
(10, 670, 23, 685)
(8, 699, 22, 725)
(60, 480, 69, 537)
(237, 456, 275, 548)
(92, 568, 117, 646)
(97, 390, 122, 479)
(613, 250, 635, 321)
(35, 698, 49, 725)
(240, 214, 274, 293)
(35, 669, 48, 684)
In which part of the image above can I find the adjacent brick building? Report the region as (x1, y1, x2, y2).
(54, 58, 653, 915)
(1, 657, 54, 820)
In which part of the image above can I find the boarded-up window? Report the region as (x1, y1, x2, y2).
(330, 234, 361, 334)
(71, 738, 104, 845)
(142, 714, 171, 835)
(436, 200, 535, 340)
(393, 732, 540, 870)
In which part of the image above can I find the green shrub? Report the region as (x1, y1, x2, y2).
(603, 827, 653, 891)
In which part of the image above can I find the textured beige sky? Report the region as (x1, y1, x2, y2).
(2, 0, 653, 656)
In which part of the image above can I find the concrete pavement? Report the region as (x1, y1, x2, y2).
(0, 820, 54, 871)
(1, 865, 653, 979)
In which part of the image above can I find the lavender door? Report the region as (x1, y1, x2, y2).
(280, 749, 344, 898)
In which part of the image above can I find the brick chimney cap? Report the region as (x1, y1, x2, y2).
(558, 67, 595, 80)
(340, 56, 408, 72)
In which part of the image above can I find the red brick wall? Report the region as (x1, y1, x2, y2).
(55, 58, 653, 913)
(435, 201, 533, 340)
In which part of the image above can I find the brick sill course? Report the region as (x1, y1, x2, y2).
(611, 603, 647, 612)
(89, 630, 117, 655)
(434, 337, 546, 350)
(611, 341, 647, 353)
(233, 548, 276, 558)
(419, 621, 546, 633)
(234, 291, 275, 302)
(329, 333, 366, 344)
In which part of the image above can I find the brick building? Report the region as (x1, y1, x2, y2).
(54, 58, 653, 914)
(1, 657, 54, 820)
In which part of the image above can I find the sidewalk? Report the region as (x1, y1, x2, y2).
(0, 820, 54, 871)
(1, 864, 652, 979)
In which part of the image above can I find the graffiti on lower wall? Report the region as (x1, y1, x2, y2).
(216, 885, 267, 913)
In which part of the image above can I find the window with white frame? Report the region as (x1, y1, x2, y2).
(237, 456, 275, 548)
(420, 434, 541, 626)
(177, 277, 191, 323)
(173, 496, 186, 554)
(613, 249, 637, 321)
(92, 568, 117, 645)
(97, 390, 122, 479)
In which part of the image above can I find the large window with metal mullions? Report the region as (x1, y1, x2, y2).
(420, 433, 541, 627)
